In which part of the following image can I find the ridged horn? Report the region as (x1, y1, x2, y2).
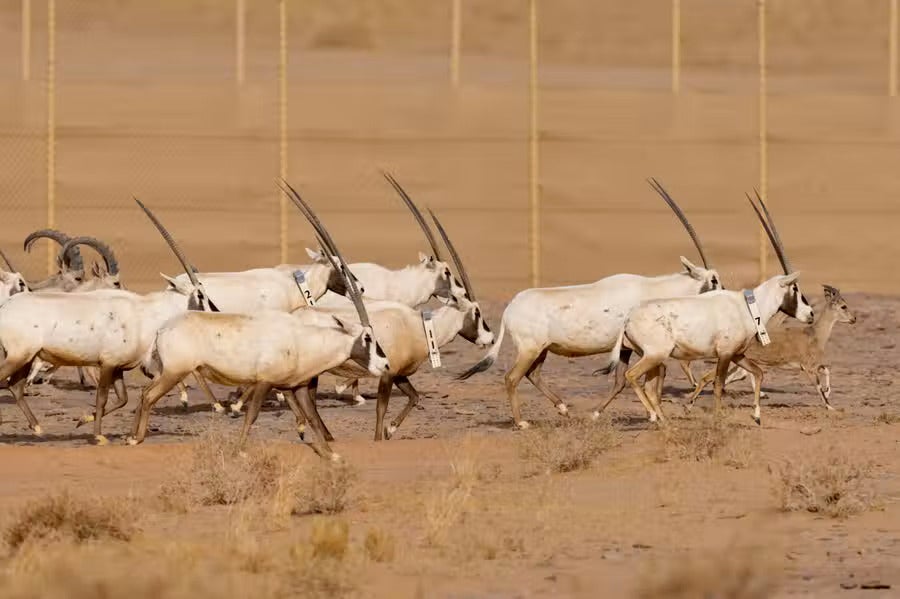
(427, 208, 477, 302)
(745, 190, 792, 274)
(23, 229, 84, 272)
(58, 237, 119, 275)
(381, 171, 445, 262)
(648, 178, 710, 268)
(133, 198, 201, 287)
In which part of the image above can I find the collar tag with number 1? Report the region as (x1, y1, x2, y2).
(293, 271, 315, 306)
(422, 310, 442, 368)
(743, 289, 770, 346)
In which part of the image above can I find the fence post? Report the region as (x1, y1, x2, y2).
(22, 0, 31, 81)
(890, 0, 898, 96)
(236, 0, 246, 85)
(671, 0, 680, 93)
(757, 0, 768, 282)
(450, 0, 462, 88)
(279, 0, 288, 264)
(528, 0, 540, 287)
(46, 0, 56, 276)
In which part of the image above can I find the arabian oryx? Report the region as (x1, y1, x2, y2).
(459, 179, 721, 429)
(687, 284, 856, 411)
(592, 191, 814, 426)
(265, 193, 492, 444)
(0, 199, 216, 442)
(128, 181, 390, 460)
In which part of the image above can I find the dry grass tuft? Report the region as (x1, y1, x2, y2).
(637, 547, 779, 599)
(309, 517, 350, 561)
(518, 417, 619, 474)
(661, 413, 754, 468)
(3, 491, 138, 551)
(364, 528, 396, 563)
(298, 460, 358, 515)
(874, 411, 900, 425)
(423, 435, 486, 546)
(771, 446, 878, 518)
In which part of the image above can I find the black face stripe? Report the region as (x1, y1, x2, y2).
(375, 343, 386, 359)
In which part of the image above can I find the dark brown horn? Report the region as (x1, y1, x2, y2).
(427, 208, 476, 302)
(0, 248, 18, 273)
(133, 197, 201, 286)
(381, 171, 445, 262)
(23, 229, 84, 272)
(277, 179, 371, 328)
(745, 191, 792, 274)
(59, 237, 119, 275)
(648, 178, 710, 268)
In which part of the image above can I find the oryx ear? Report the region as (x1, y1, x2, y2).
(418, 251, 430, 265)
(160, 273, 178, 289)
(680, 256, 703, 280)
(160, 273, 191, 293)
(306, 247, 324, 262)
(778, 272, 801, 287)
(822, 284, 839, 300)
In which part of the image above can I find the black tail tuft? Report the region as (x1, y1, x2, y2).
(592, 363, 614, 377)
(457, 355, 495, 380)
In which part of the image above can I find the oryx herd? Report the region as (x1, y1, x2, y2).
(0, 174, 854, 459)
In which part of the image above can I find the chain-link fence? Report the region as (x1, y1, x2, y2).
(1, 1, 898, 296)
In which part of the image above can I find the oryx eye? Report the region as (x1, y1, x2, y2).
(364, 334, 371, 343)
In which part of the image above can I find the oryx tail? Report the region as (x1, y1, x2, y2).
(458, 318, 505, 380)
(593, 328, 626, 376)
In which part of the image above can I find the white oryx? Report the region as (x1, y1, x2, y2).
(459, 179, 722, 429)
(128, 181, 390, 460)
(592, 191, 814, 425)
(0, 199, 216, 442)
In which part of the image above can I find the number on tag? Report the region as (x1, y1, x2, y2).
(422, 310, 442, 368)
(293, 271, 316, 306)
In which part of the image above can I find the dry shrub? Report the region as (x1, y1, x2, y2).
(637, 547, 778, 599)
(310, 518, 350, 560)
(423, 436, 484, 546)
(772, 446, 877, 518)
(661, 414, 754, 468)
(3, 491, 138, 551)
(874, 412, 900, 425)
(364, 528, 396, 563)
(289, 518, 356, 598)
(518, 417, 619, 474)
(298, 460, 357, 515)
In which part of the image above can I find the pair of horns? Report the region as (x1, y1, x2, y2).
(277, 179, 371, 329)
(647, 178, 710, 269)
(58, 237, 119, 275)
(23, 229, 85, 272)
(745, 189, 792, 275)
(381, 171, 478, 302)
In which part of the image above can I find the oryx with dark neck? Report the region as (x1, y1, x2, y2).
(458, 179, 722, 429)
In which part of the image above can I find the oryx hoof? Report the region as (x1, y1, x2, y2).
(825, 404, 836, 412)
(334, 382, 348, 395)
(212, 402, 226, 415)
(353, 395, 366, 406)
(648, 412, 659, 424)
(515, 420, 531, 430)
(822, 388, 832, 400)
(75, 413, 95, 429)
(329, 452, 342, 462)
(275, 391, 286, 404)
(590, 410, 601, 421)
(93, 435, 110, 446)
(557, 404, 570, 417)
(180, 400, 189, 412)
(125, 436, 139, 446)
(384, 424, 397, 440)
(752, 415, 761, 426)
(32, 424, 43, 436)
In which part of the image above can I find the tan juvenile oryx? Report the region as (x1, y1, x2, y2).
(593, 191, 814, 425)
(459, 179, 722, 429)
(128, 181, 390, 459)
(687, 284, 855, 411)
(0, 199, 215, 442)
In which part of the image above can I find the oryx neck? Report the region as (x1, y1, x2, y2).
(813, 304, 840, 350)
(429, 305, 465, 348)
(750, 278, 787, 326)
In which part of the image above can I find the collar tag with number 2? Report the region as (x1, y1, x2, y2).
(293, 271, 315, 307)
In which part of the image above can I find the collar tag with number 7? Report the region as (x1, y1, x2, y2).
(743, 289, 770, 346)
(421, 310, 442, 368)
(293, 271, 316, 306)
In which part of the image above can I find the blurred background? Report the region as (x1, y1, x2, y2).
(0, 0, 898, 296)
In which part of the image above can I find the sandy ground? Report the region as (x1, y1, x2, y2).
(0, 2, 898, 596)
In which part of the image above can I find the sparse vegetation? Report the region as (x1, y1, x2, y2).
(772, 446, 878, 518)
(298, 461, 358, 515)
(874, 412, 900, 425)
(518, 417, 619, 474)
(661, 413, 754, 468)
(3, 491, 138, 551)
(637, 547, 779, 599)
(364, 528, 396, 563)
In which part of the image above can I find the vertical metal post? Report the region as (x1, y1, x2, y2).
(671, 0, 681, 93)
(528, 0, 540, 287)
(236, 0, 246, 85)
(46, 0, 56, 276)
(890, 0, 898, 96)
(22, 0, 31, 81)
(279, 0, 288, 264)
(450, 0, 462, 88)
(757, 0, 768, 282)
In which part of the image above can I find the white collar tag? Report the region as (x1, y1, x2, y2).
(421, 310, 442, 368)
(743, 289, 771, 346)
(293, 271, 315, 306)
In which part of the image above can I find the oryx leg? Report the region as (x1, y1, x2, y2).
(383, 376, 423, 440)
(711, 357, 733, 416)
(335, 377, 365, 405)
(525, 349, 570, 417)
(229, 385, 249, 415)
(804, 365, 834, 411)
(237, 383, 272, 448)
(282, 387, 309, 441)
(820, 365, 831, 400)
(688, 369, 716, 406)
(678, 360, 696, 387)
(91, 367, 116, 445)
(189, 371, 224, 413)
(591, 348, 633, 419)
(305, 377, 335, 441)
(128, 371, 187, 445)
(291, 387, 338, 460)
(733, 356, 764, 425)
(624, 355, 666, 424)
(77, 370, 130, 429)
(504, 347, 545, 429)
(3, 361, 42, 434)
(374, 375, 394, 441)
(642, 365, 667, 421)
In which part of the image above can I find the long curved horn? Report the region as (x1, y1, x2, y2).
(133, 198, 201, 287)
(0, 249, 18, 273)
(23, 229, 84, 272)
(277, 179, 371, 328)
(648, 178, 710, 268)
(427, 208, 477, 302)
(381, 171, 445, 262)
(745, 191, 791, 274)
(58, 237, 119, 275)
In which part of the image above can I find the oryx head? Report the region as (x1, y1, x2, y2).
(649, 178, 723, 294)
(281, 180, 391, 377)
(428, 208, 494, 348)
(746, 190, 813, 324)
(0, 249, 29, 298)
(382, 171, 469, 305)
(58, 237, 122, 289)
(134, 198, 219, 314)
(305, 246, 365, 297)
(23, 229, 86, 289)
(823, 284, 856, 325)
